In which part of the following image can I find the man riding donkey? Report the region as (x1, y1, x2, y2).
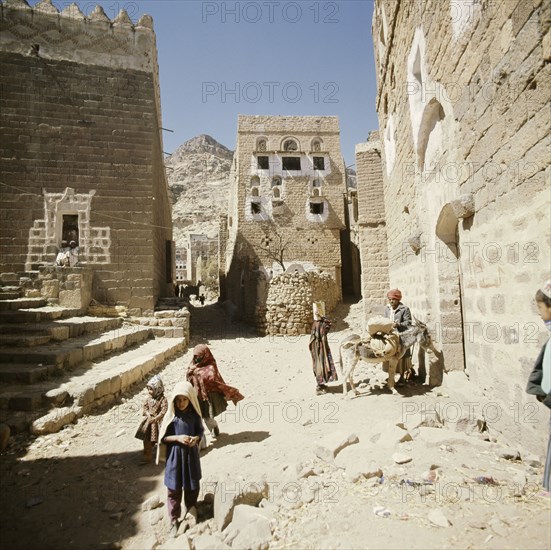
(340, 288, 432, 395)
(383, 288, 415, 385)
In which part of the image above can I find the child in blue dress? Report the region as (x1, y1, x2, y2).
(157, 381, 204, 537)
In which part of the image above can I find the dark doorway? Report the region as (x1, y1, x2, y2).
(62, 214, 79, 244)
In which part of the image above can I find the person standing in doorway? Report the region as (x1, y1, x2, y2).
(68, 241, 79, 267)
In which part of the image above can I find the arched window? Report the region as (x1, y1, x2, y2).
(273, 187, 281, 199)
(312, 188, 320, 197)
(312, 178, 322, 188)
(283, 139, 298, 151)
(251, 187, 259, 197)
(311, 139, 322, 152)
(257, 138, 267, 152)
(250, 176, 260, 187)
(271, 176, 282, 187)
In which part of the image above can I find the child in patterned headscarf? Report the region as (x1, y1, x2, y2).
(135, 374, 168, 463)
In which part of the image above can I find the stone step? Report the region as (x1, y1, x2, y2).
(0, 306, 82, 323)
(0, 386, 45, 412)
(0, 325, 152, 368)
(0, 297, 47, 311)
(0, 316, 123, 341)
(0, 273, 19, 284)
(0, 338, 184, 432)
(0, 363, 56, 384)
(0, 291, 22, 300)
(0, 285, 22, 300)
(0, 334, 52, 348)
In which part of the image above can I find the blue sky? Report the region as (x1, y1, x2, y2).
(33, 0, 378, 165)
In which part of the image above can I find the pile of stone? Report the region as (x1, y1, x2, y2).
(263, 271, 339, 336)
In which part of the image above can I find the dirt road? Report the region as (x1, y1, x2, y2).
(1, 301, 549, 549)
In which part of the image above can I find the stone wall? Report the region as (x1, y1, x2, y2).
(355, 134, 390, 328)
(372, 0, 550, 452)
(38, 266, 93, 312)
(224, 115, 347, 325)
(263, 271, 339, 336)
(0, 0, 173, 312)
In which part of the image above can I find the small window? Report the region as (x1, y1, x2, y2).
(312, 188, 320, 197)
(251, 187, 259, 197)
(312, 178, 321, 188)
(257, 156, 269, 169)
(313, 157, 325, 170)
(310, 202, 324, 215)
(273, 187, 281, 199)
(257, 139, 267, 152)
(283, 139, 298, 151)
(282, 157, 301, 171)
(250, 176, 260, 187)
(271, 176, 282, 187)
(251, 202, 261, 214)
(312, 140, 321, 152)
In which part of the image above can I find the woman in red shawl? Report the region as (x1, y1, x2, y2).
(186, 344, 244, 437)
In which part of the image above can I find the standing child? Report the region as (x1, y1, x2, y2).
(157, 381, 204, 537)
(526, 280, 551, 495)
(135, 375, 168, 463)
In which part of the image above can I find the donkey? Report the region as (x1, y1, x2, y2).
(339, 319, 433, 396)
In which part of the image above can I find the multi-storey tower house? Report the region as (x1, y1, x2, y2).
(222, 115, 347, 325)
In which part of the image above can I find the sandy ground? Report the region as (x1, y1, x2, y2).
(1, 300, 549, 550)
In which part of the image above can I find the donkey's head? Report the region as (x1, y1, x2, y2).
(412, 317, 432, 350)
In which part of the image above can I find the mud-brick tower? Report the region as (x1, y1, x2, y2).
(0, 0, 174, 312)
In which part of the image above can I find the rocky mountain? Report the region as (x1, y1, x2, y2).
(165, 134, 233, 246)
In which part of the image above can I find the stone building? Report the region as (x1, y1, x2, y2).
(354, 131, 390, 323)
(222, 115, 347, 329)
(0, 0, 174, 312)
(185, 233, 218, 285)
(175, 247, 187, 284)
(370, 0, 550, 450)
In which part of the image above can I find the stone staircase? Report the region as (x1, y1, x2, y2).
(0, 275, 186, 435)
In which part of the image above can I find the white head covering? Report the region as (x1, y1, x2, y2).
(146, 374, 164, 399)
(541, 280, 551, 300)
(156, 381, 203, 464)
(313, 301, 325, 321)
